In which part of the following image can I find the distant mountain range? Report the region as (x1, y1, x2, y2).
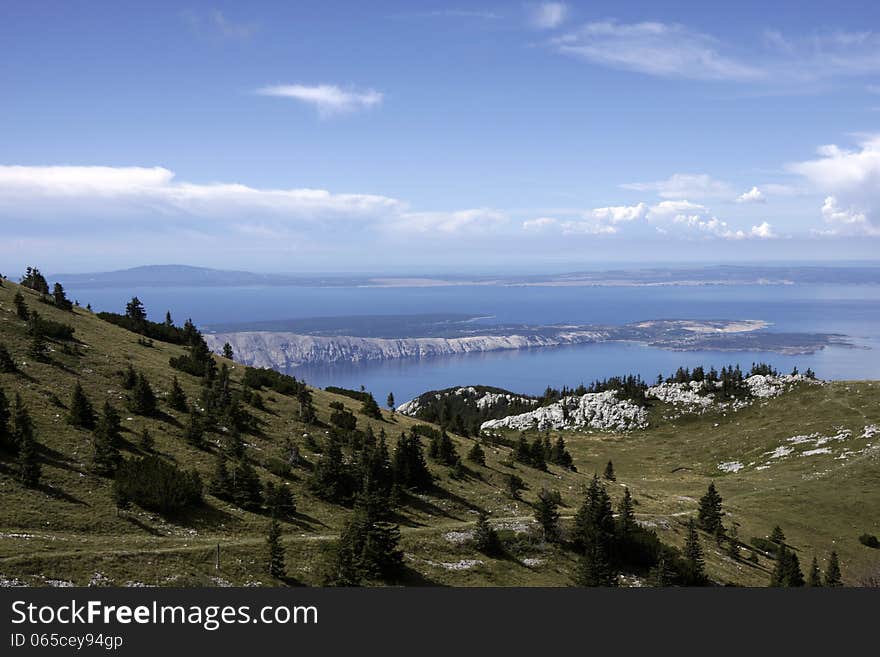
(50, 263, 880, 289)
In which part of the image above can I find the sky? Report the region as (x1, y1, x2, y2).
(2, 0, 880, 274)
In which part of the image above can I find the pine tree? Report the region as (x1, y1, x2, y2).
(67, 382, 96, 429)
(573, 476, 616, 586)
(824, 551, 842, 587)
(550, 435, 574, 470)
(167, 376, 187, 412)
(603, 460, 616, 481)
(13, 395, 41, 487)
(13, 291, 29, 320)
(121, 363, 137, 390)
(0, 387, 10, 450)
(27, 317, 48, 362)
(360, 393, 382, 419)
(129, 373, 157, 416)
(771, 544, 805, 587)
(125, 297, 147, 322)
(386, 392, 395, 413)
(265, 480, 296, 518)
(266, 518, 286, 579)
(534, 488, 560, 542)
(697, 482, 724, 534)
(529, 437, 547, 470)
(52, 282, 72, 311)
(683, 518, 706, 585)
(139, 428, 154, 451)
(221, 342, 234, 360)
(467, 440, 486, 466)
(770, 525, 786, 545)
(164, 311, 174, 327)
(473, 511, 501, 555)
(808, 557, 823, 587)
(648, 556, 672, 587)
(616, 487, 636, 538)
(231, 460, 263, 510)
(92, 402, 122, 476)
(0, 344, 16, 373)
(183, 406, 205, 448)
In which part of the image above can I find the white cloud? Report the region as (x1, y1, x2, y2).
(559, 220, 617, 235)
(645, 200, 708, 217)
(0, 165, 402, 224)
(621, 173, 733, 199)
(749, 221, 776, 238)
(789, 135, 880, 234)
(395, 208, 508, 234)
(183, 9, 258, 40)
(522, 216, 559, 231)
(529, 3, 568, 30)
(551, 21, 764, 81)
(590, 202, 647, 223)
(737, 186, 766, 203)
(256, 84, 383, 117)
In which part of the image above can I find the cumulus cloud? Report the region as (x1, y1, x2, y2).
(529, 3, 568, 30)
(789, 135, 880, 234)
(550, 21, 763, 81)
(256, 84, 383, 117)
(590, 202, 648, 223)
(737, 186, 766, 203)
(621, 173, 733, 200)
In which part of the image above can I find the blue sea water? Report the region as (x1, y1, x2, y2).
(67, 283, 880, 403)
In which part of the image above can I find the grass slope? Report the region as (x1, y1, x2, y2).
(0, 278, 877, 586)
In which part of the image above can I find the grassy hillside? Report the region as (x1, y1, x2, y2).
(0, 277, 877, 587)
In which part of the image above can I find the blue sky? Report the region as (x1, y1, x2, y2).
(2, 1, 880, 273)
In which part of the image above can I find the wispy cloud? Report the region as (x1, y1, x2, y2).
(621, 173, 734, 200)
(551, 21, 763, 81)
(183, 9, 258, 41)
(396, 9, 500, 21)
(528, 3, 568, 30)
(256, 84, 383, 117)
(549, 21, 880, 86)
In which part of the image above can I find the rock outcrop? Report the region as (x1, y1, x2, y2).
(480, 390, 648, 432)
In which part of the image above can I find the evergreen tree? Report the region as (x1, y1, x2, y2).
(230, 460, 263, 511)
(824, 551, 842, 587)
(92, 402, 122, 476)
(386, 392, 395, 413)
(183, 407, 205, 448)
(309, 436, 355, 504)
(208, 453, 232, 500)
(534, 488, 560, 542)
(139, 427, 154, 451)
(12, 395, 41, 487)
(683, 518, 706, 585)
(529, 437, 547, 471)
(771, 544, 805, 587)
(168, 376, 187, 412)
(514, 435, 531, 464)
(697, 482, 724, 534)
(648, 556, 672, 587)
(121, 363, 137, 390)
(129, 373, 157, 416)
(603, 460, 616, 481)
(125, 297, 147, 322)
(20, 266, 49, 294)
(616, 487, 636, 539)
(391, 431, 432, 492)
(359, 393, 382, 419)
(27, 318, 48, 362)
(573, 476, 616, 586)
(549, 435, 574, 470)
(466, 440, 486, 466)
(0, 344, 16, 373)
(473, 511, 501, 555)
(770, 525, 786, 545)
(0, 387, 10, 450)
(265, 480, 296, 518)
(67, 382, 96, 429)
(13, 291, 29, 320)
(808, 557, 823, 587)
(52, 282, 73, 311)
(222, 342, 234, 360)
(164, 311, 174, 327)
(266, 518, 286, 579)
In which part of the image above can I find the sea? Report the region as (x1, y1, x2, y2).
(65, 283, 880, 404)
